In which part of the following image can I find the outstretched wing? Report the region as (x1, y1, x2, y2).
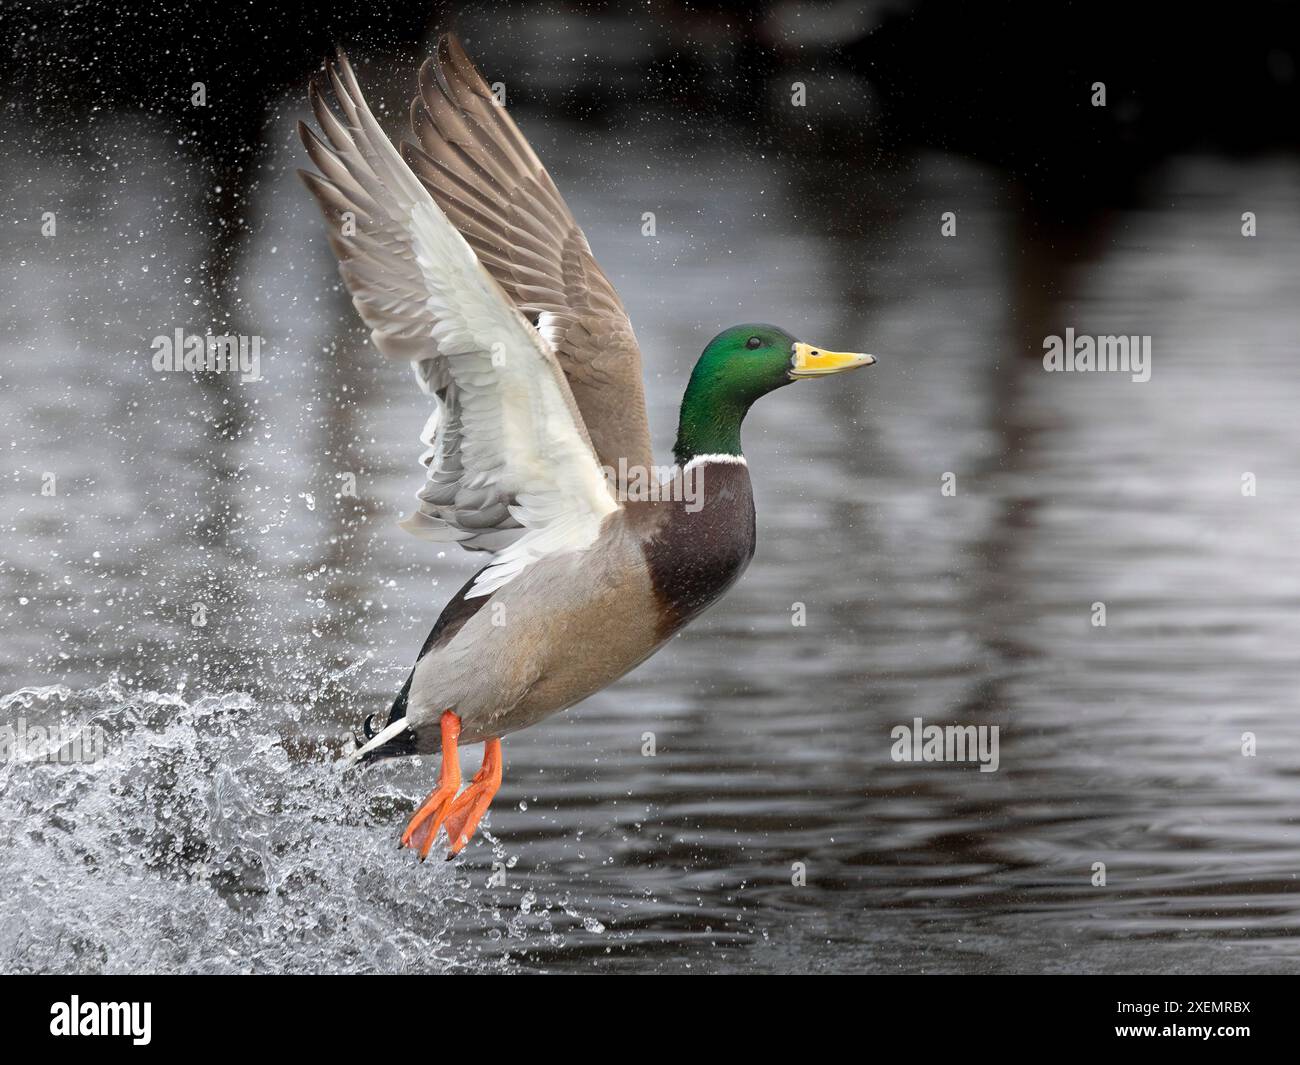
(401, 34, 654, 483)
(299, 54, 619, 598)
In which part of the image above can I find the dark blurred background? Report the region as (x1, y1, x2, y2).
(6, 0, 1298, 319)
(2, 2, 1299, 974)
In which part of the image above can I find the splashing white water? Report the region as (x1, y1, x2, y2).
(0, 682, 525, 973)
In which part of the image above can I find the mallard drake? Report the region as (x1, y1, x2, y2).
(299, 36, 875, 859)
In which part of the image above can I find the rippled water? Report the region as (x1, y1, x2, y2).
(2, 94, 1298, 972)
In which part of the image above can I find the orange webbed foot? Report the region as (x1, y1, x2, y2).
(442, 737, 503, 857)
(399, 711, 462, 861)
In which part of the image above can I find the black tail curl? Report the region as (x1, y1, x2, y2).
(351, 669, 418, 766)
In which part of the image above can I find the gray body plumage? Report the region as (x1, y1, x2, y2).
(404, 461, 756, 750)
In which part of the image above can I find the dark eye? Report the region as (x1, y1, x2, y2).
(746, 336, 762, 350)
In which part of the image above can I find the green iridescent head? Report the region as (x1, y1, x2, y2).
(672, 323, 875, 463)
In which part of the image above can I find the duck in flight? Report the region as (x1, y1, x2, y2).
(299, 35, 875, 860)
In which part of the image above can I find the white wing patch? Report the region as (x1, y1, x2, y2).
(300, 56, 619, 598)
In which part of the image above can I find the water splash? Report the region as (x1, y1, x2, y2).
(0, 682, 521, 973)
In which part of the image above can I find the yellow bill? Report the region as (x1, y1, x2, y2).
(789, 341, 877, 378)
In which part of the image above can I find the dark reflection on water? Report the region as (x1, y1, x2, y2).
(1, 98, 1298, 972)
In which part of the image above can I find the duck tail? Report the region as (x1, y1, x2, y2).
(347, 716, 412, 768)
(346, 670, 419, 769)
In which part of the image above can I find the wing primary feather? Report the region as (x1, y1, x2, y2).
(299, 50, 620, 589)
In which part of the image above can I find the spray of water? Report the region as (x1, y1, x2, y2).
(0, 682, 528, 973)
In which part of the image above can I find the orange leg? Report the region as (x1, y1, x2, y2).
(399, 711, 462, 861)
(441, 737, 503, 857)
